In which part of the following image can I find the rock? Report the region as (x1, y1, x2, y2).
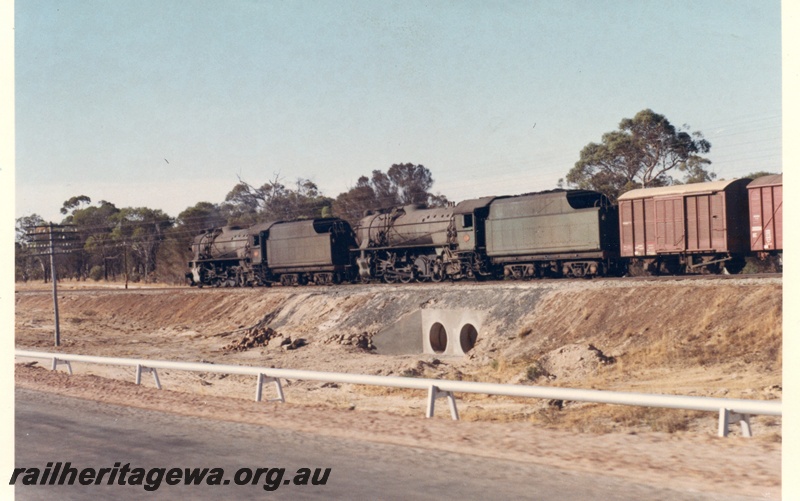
(223, 326, 280, 352)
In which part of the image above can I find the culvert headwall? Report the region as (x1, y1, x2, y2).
(421, 309, 486, 356)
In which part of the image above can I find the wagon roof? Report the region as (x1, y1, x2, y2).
(747, 174, 782, 188)
(617, 178, 751, 201)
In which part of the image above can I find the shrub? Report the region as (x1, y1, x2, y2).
(89, 265, 104, 281)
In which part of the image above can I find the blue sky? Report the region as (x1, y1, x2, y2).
(14, 0, 782, 222)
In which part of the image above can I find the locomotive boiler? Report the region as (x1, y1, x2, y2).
(355, 204, 454, 282)
(187, 225, 255, 287)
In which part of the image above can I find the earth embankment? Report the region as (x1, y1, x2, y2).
(15, 277, 782, 434)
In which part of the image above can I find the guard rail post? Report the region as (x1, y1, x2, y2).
(426, 385, 459, 420)
(255, 373, 286, 403)
(719, 408, 752, 437)
(51, 357, 72, 375)
(135, 364, 162, 390)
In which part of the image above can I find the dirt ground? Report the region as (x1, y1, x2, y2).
(14, 277, 783, 497)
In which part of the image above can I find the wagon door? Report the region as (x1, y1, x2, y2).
(709, 193, 727, 251)
(619, 198, 656, 256)
(750, 183, 781, 251)
(684, 193, 726, 251)
(773, 184, 783, 250)
(619, 200, 635, 256)
(654, 196, 685, 252)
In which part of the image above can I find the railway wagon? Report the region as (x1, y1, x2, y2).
(478, 190, 620, 278)
(747, 174, 783, 255)
(355, 204, 454, 282)
(263, 218, 356, 286)
(617, 178, 751, 274)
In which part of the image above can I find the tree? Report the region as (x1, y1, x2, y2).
(15, 214, 46, 282)
(387, 163, 435, 205)
(113, 207, 173, 282)
(176, 202, 227, 235)
(332, 164, 449, 224)
(221, 175, 333, 225)
(67, 200, 121, 280)
(565, 109, 713, 201)
(743, 171, 780, 180)
(60, 195, 91, 215)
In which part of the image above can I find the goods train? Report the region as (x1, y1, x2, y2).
(186, 175, 782, 287)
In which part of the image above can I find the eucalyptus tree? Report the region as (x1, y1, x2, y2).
(565, 109, 713, 201)
(332, 163, 448, 225)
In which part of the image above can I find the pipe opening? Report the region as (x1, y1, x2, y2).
(459, 324, 478, 353)
(429, 322, 448, 354)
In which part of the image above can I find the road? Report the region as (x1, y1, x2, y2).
(13, 389, 764, 500)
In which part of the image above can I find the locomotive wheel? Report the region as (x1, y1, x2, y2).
(429, 260, 444, 282)
(399, 269, 415, 284)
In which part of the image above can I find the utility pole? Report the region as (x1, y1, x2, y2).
(27, 224, 80, 347)
(48, 223, 61, 346)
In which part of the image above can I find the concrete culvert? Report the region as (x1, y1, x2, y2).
(429, 322, 448, 354)
(460, 324, 478, 353)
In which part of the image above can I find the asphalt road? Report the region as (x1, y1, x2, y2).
(13, 389, 754, 500)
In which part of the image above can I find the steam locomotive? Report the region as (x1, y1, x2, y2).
(186, 175, 781, 287)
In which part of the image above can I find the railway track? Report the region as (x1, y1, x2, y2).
(14, 272, 781, 296)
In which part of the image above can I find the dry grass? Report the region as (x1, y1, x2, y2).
(530, 404, 709, 434)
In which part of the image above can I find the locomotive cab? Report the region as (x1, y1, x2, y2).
(450, 197, 500, 278)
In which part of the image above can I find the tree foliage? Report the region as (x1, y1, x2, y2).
(15, 164, 451, 284)
(221, 175, 333, 225)
(743, 171, 780, 180)
(15, 214, 46, 282)
(332, 163, 448, 224)
(566, 109, 713, 201)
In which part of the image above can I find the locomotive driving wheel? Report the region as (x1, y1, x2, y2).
(398, 266, 415, 284)
(382, 263, 397, 283)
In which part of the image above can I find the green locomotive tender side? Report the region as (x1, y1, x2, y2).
(479, 190, 620, 278)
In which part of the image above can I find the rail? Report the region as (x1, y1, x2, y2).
(15, 349, 782, 437)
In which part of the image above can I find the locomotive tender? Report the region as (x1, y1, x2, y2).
(187, 218, 356, 287)
(186, 175, 781, 287)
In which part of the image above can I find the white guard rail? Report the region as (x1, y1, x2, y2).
(15, 349, 781, 437)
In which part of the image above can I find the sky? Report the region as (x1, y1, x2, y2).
(12, 0, 782, 223)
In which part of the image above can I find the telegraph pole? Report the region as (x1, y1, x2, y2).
(48, 223, 61, 346)
(27, 224, 79, 347)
